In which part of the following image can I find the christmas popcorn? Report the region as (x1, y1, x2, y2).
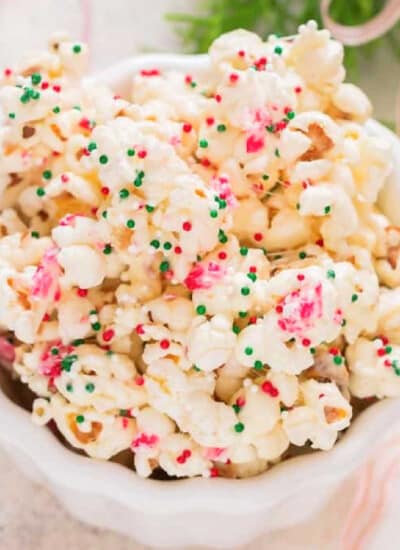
(0, 21, 398, 480)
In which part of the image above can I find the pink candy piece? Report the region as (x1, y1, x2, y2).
(204, 447, 226, 460)
(31, 247, 61, 300)
(246, 134, 265, 153)
(184, 261, 225, 291)
(132, 433, 159, 449)
(277, 283, 323, 335)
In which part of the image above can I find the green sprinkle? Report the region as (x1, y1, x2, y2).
(31, 231, 40, 239)
(119, 409, 130, 417)
(298, 251, 307, 260)
(244, 346, 253, 356)
(103, 244, 112, 255)
(76, 414, 85, 424)
(73, 44, 82, 54)
(296, 203, 300, 210)
(238, 311, 248, 318)
(262, 174, 269, 180)
(145, 204, 155, 213)
(163, 241, 172, 250)
(119, 188, 130, 199)
(159, 260, 170, 272)
(85, 383, 95, 393)
(91, 322, 101, 331)
(266, 125, 274, 133)
(99, 154, 108, 164)
(31, 73, 42, 85)
(234, 422, 245, 433)
(351, 293, 358, 303)
(36, 187, 45, 197)
(127, 148, 135, 157)
(150, 239, 160, 249)
(106, 350, 114, 356)
(232, 324, 241, 334)
(72, 339, 85, 346)
(341, 319, 347, 327)
(134, 170, 144, 187)
(42, 170, 52, 180)
(126, 219, 135, 229)
(274, 45, 283, 55)
(52, 106, 60, 114)
(218, 229, 228, 244)
(20, 92, 30, 104)
(254, 360, 263, 370)
(8, 112, 15, 119)
(87, 141, 97, 151)
(193, 365, 201, 372)
(190, 81, 197, 88)
(199, 139, 208, 148)
(310, 347, 316, 355)
(232, 404, 241, 414)
(51, 347, 59, 355)
(66, 383, 73, 392)
(218, 199, 227, 209)
(239, 246, 248, 256)
(73, 105, 82, 111)
(386, 346, 393, 354)
(217, 124, 226, 132)
(274, 148, 280, 158)
(210, 209, 218, 218)
(196, 305, 206, 315)
(324, 205, 331, 214)
(61, 354, 78, 372)
(333, 355, 343, 365)
(101, 210, 108, 219)
(247, 272, 257, 282)
(241, 286, 250, 296)
(286, 111, 295, 120)
(327, 269, 336, 279)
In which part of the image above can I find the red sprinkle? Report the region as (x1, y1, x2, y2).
(182, 123, 192, 133)
(229, 73, 239, 83)
(236, 396, 246, 408)
(215, 94, 222, 103)
(77, 288, 88, 297)
(79, 117, 91, 130)
(182, 221, 192, 232)
(135, 375, 145, 386)
(254, 233, 263, 242)
(302, 338, 311, 347)
(140, 69, 160, 77)
(384, 359, 392, 367)
(261, 381, 279, 397)
(238, 50, 245, 57)
(4, 68, 12, 77)
(297, 274, 305, 281)
(138, 150, 147, 159)
(275, 305, 283, 314)
(206, 117, 215, 126)
(102, 329, 115, 342)
(246, 134, 264, 153)
(315, 238, 324, 247)
(210, 467, 219, 478)
(377, 348, 386, 357)
(249, 316, 257, 324)
(185, 75, 192, 84)
(218, 251, 227, 260)
(160, 339, 170, 350)
(294, 86, 303, 94)
(101, 186, 110, 195)
(249, 266, 257, 273)
(41, 81, 49, 90)
(61, 174, 69, 183)
(52, 85, 61, 93)
(329, 347, 339, 355)
(381, 336, 389, 345)
(135, 324, 145, 335)
(174, 246, 182, 254)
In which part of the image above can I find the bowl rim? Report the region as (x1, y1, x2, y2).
(1, 52, 400, 515)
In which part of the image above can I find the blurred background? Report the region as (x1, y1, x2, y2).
(0, 0, 398, 125)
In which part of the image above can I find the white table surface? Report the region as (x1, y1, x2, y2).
(0, 2, 399, 549)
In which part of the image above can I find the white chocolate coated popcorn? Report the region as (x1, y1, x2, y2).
(0, 23, 397, 480)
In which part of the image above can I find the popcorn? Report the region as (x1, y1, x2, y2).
(0, 22, 397, 480)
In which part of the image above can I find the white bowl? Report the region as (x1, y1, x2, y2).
(1, 54, 400, 549)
